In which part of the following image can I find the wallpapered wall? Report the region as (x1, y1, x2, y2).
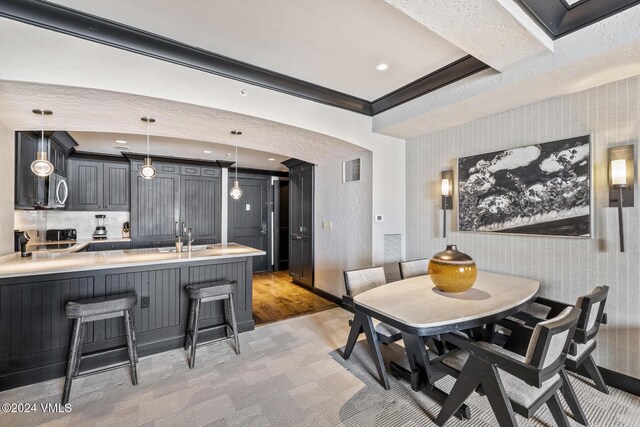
(406, 76, 639, 379)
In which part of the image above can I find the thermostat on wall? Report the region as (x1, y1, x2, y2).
(375, 214, 384, 223)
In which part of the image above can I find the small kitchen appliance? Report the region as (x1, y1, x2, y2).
(122, 221, 130, 238)
(46, 228, 77, 241)
(92, 215, 108, 240)
(14, 230, 32, 257)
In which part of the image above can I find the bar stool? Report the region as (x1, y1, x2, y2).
(62, 292, 139, 405)
(184, 280, 240, 368)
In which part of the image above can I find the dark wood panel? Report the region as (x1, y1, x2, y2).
(104, 268, 180, 339)
(103, 162, 130, 210)
(0, 276, 94, 364)
(289, 163, 314, 288)
(15, 131, 46, 209)
(180, 175, 220, 242)
(68, 158, 103, 210)
(131, 173, 179, 240)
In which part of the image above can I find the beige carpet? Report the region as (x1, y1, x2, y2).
(0, 307, 638, 426)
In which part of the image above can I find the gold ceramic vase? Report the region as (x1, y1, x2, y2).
(428, 245, 477, 293)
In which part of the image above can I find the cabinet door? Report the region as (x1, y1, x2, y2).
(130, 172, 180, 241)
(49, 140, 67, 177)
(180, 175, 220, 243)
(15, 132, 46, 208)
(103, 162, 130, 211)
(68, 159, 104, 210)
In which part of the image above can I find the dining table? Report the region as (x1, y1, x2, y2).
(344, 270, 540, 421)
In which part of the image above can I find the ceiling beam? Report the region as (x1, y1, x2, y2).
(384, 0, 553, 72)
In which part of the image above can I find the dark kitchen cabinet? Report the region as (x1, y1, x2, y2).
(129, 158, 220, 246)
(130, 170, 180, 241)
(287, 161, 314, 288)
(15, 131, 46, 209)
(68, 157, 130, 211)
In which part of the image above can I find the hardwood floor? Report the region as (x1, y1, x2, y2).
(252, 270, 336, 325)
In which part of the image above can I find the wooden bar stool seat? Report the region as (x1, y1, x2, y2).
(62, 292, 139, 405)
(184, 280, 240, 368)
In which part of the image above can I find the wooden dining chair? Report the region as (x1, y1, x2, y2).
(435, 306, 582, 427)
(505, 286, 610, 394)
(342, 266, 401, 389)
(398, 258, 429, 279)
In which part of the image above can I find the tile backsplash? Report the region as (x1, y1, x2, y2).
(14, 210, 130, 241)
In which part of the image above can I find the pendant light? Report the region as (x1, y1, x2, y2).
(140, 116, 156, 179)
(30, 109, 54, 177)
(230, 144, 243, 200)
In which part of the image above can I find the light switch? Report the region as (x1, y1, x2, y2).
(245, 204, 251, 211)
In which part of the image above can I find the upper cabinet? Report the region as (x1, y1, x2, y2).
(129, 157, 220, 245)
(14, 131, 77, 209)
(67, 156, 130, 211)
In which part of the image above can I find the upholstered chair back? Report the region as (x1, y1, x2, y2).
(344, 267, 387, 297)
(574, 285, 609, 343)
(399, 259, 429, 280)
(524, 306, 581, 372)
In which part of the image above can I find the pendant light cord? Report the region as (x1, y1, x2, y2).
(235, 145, 238, 182)
(40, 110, 44, 153)
(146, 118, 150, 161)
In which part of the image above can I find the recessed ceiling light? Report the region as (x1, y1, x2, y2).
(230, 130, 242, 135)
(239, 88, 248, 96)
(115, 140, 127, 144)
(203, 150, 212, 154)
(376, 63, 389, 71)
(268, 158, 275, 161)
(226, 153, 232, 157)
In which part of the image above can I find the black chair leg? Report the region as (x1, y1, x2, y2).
(185, 300, 195, 350)
(435, 360, 481, 426)
(228, 294, 240, 355)
(547, 392, 571, 427)
(124, 309, 138, 385)
(73, 321, 86, 377)
(189, 299, 201, 369)
(62, 318, 83, 405)
(559, 369, 588, 425)
(582, 355, 609, 394)
(359, 312, 390, 390)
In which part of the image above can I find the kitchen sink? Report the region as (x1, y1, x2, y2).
(158, 245, 209, 253)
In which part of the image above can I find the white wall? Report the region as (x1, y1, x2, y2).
(315, 153, 373, 296)
(0, 123, 14, 255)
(406, 76, 640, 378)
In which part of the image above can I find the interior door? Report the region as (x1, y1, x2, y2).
(228, 176, 269, 272)
(289, 163, 314, 288)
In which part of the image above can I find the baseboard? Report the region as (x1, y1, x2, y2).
(573, 364, 640, 396)
(311, 287, 343, 306)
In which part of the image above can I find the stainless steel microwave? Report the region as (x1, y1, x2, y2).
(45, 173, 69, 209)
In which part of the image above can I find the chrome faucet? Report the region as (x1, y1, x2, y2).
(187, 227, 194, 252)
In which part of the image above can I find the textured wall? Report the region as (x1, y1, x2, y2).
(407, 76, 640, 378)
(0, 124, 14, 255)
(315, 153, 373, 296)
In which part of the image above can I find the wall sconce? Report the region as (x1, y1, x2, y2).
(608, 145, 634, 252)
(441, 170, 453, 238)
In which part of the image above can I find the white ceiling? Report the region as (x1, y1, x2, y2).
(0, 81, 368, 167)
(69, 132, 290, 171)
(48, 0, 467, 100)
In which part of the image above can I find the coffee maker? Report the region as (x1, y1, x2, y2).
(14, 230, 32, 257)
(92, 215, 108, 240)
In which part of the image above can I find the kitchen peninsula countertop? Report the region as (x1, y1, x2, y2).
(26, 237, 132, 253)
(0, 243, 265, 279)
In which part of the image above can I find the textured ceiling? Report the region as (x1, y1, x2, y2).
(0, 81, 368, 167)
(48, 0, 466, 100)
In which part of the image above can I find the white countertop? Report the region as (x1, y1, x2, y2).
(354, 271, 539, 330)
(27, 238, 132, 253)
(0, 243, 265, 279)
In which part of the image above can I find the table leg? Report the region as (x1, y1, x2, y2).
(344, 311, 390, 390)
(400, 333, 471, 421)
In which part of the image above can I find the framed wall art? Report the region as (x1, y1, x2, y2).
(458, 135, 591, 237)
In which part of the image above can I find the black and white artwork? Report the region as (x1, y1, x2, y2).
(458, 136, 590, 237)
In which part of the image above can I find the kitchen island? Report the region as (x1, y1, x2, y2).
(0, 243, 264, 390)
